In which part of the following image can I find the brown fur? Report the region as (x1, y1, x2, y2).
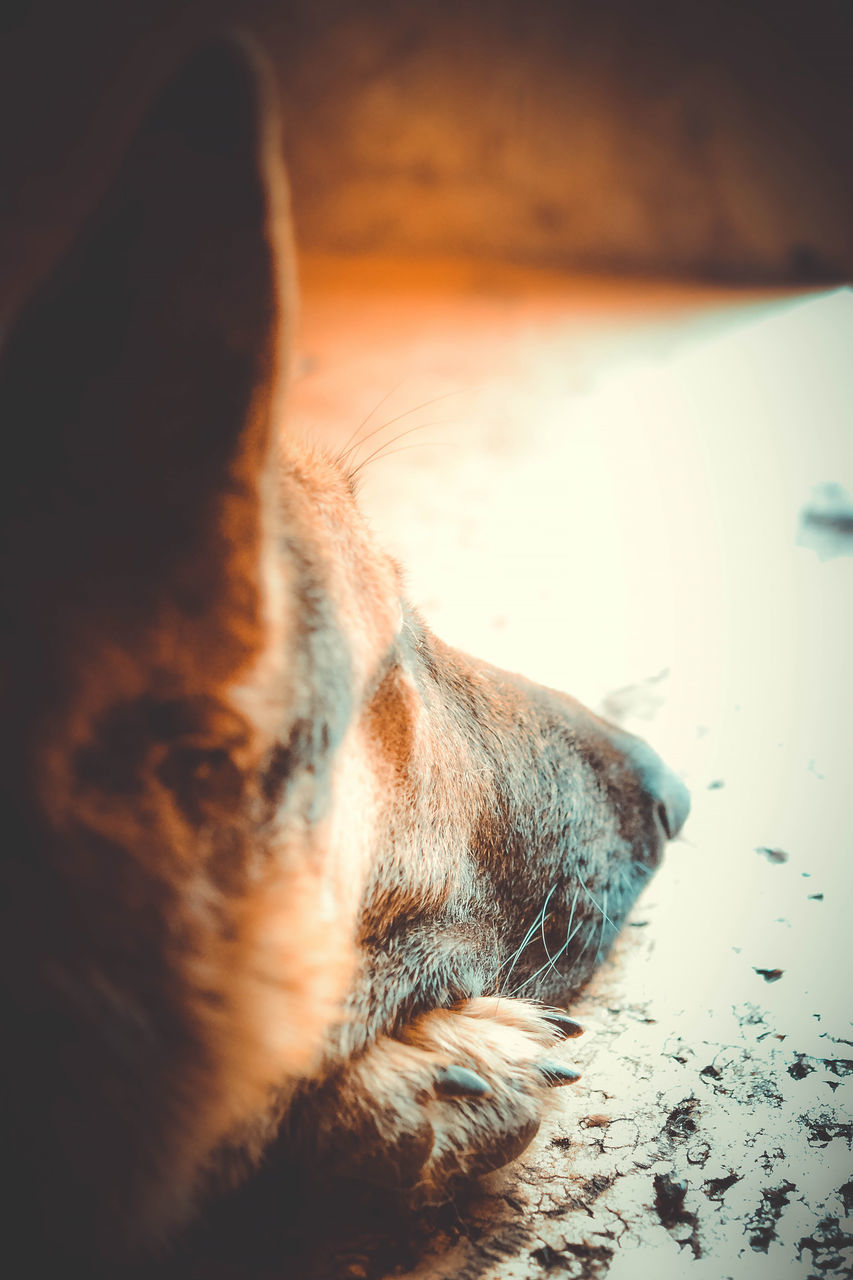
(0, 36, 688, 1270)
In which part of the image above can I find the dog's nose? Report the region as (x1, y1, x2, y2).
(623, 736, 691, 839)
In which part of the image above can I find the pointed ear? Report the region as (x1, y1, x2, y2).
(0, 35, 293, 601)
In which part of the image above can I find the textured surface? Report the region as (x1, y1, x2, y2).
(285, 263, 853, 1279)
(268, 0, 853, 281)
(2, 0, 852, 330)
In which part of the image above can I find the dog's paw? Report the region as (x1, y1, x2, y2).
(304, 998, 583, 1203)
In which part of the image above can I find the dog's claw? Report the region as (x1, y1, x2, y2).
(538, 1062, 582, 1087)
(542, 1011, 584, 1039)
(435, 1065, 492, 1098)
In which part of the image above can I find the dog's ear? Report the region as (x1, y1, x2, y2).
(0, 37, 292, 637)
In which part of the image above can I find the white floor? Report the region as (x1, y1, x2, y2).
(291, 270, 853, 1278)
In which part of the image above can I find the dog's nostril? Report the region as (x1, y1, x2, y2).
(656, 801, 673, 838)
(653, 768, 691, 840)
(656, 799, 676, 839)
(620, 734, 691, 840)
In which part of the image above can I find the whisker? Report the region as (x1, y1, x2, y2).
(498, 884, 557, 995)
(347, 421, 449, 478)
(349, 434, 456, 478)
(577, 873, 616, 931)
(340, 404, 426, 469)
(498, 919, 544, 983)
(497, 915, 542, 978)
(595, 888, 609, 963)
(337, 379, 407, 462)
(533, 883, 580, 990)
(565, 884, 580, 944)
(540, 884, 557, 963)
(508, 885, 582, 998)
(508, 915, 585, 998)
(572, 922, 596, 972)
(340, 387, 467, 470)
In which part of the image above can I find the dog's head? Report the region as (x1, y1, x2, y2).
(0, 36, 687, 1264)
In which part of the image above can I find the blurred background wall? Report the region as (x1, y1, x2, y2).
(2, 0, 851, 324)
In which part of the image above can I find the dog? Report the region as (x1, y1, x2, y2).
(0, 36, 689, 1270)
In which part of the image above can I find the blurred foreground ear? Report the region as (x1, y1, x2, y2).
(0, 35, 293, 599)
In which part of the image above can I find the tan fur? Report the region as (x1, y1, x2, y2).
(0, 36, 689, 1269)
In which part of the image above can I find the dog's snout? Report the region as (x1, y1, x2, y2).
(623, 737, 691, 840)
